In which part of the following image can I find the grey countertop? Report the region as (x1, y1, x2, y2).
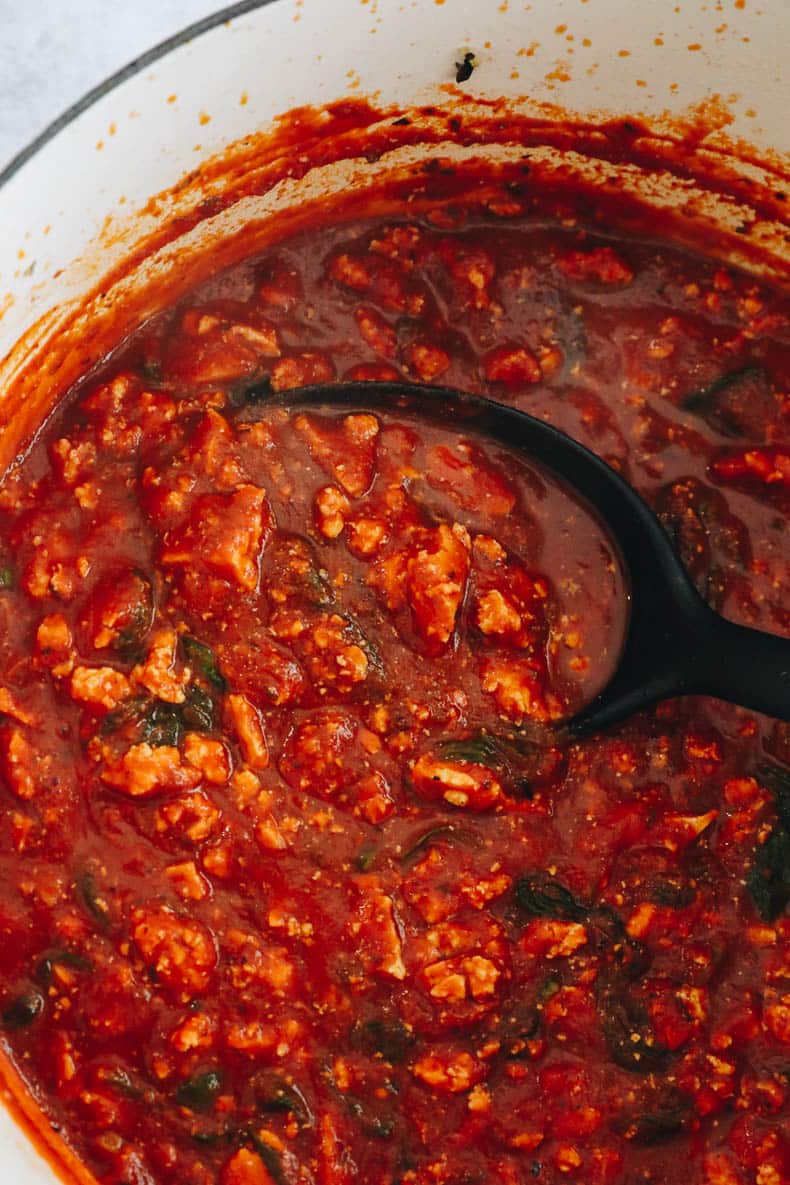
(0, 0, 224, 172)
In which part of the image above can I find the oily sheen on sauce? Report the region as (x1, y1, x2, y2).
(0, 201, 788, 1185)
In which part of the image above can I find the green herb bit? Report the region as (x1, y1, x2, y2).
(2, 989, 44, 1030)
(680, 366, 771, 438)
(682, 366, 765, 412)
(255, 1074, 313, 1126)
(0, 567, 14, 590)
(182, 636, 227, 691)
(36, 950, 93, 985)
(302, 555, 335, 608)
(139, 360, 162, 384)
(191, 1125, 237, 1146)
(346, 1095, 395, 1139)
(176, 1069, 223, 1112)
(77, 872, 111, 930)
(100, 1067, 143, 1100)
(515, 874, 587, 922)
(647, 876, 696, 909)
(538, 976, 561, 1002)
(437, 735, 504, 768)
(560, 304, 587, 371)
(617, 1103, 688, 1144)
(401, 824, 478, 867)
(352, 1016, 415, 1064)
(355, 842, 379, 872)
(342, 613, 385, 679)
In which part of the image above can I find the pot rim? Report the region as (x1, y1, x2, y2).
(0, 0, 275, 192)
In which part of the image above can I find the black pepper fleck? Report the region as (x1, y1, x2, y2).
(455, 52, 477, 83)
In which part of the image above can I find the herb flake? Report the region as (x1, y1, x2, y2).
(182, 635, 227, 691)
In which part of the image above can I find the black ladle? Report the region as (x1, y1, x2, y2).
(251, 379, 790, 735)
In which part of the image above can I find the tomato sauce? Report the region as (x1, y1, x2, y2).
(0, 197, 788, 1185)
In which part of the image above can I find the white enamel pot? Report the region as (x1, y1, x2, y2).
(0, 1, 788, 1181)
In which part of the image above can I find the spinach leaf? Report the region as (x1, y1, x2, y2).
(101, 697, 147, 736)
(114, 573, 155, 656)
(36, 950, 93, 985)
(435, 731, 568, 800)
(355, 842, 379, 872)
(247, 1133, 286, 1185)
(191, 1123, 238, 1142)
(757, 761, 790, 828)
(614, 1093, 690, 1143)
(235, 375, 273, 405)
(2, 989, 44, 1030)
(455, 51, 477, 83)
(646, 876, 697, 909)
(181, 685, 216, 733)
(345, 1094, 395, 1140)
(599, 989, 668, 1074)
(353, 1016, 415, 1064)
(77, 871, 111, 930)
(682, 367, 764, 411)
(339, 612, 385, 680)
(437, 735, 504, 768)
(139, 685, 217, 748)
(401, 824, 478, 867)
(176, 1070, 223, 1111)
(681, 366, 773, 439)
(747, 761, 790, 921)
(182, 636, 227, 691)
(101, 1068, 143, 1100)
(515, 874, 587, 922)
(191, 1126, 237, 1147)
(748, 826, 790, 922)
(497, 996, 546, 1058)
(628, 1109, 686, 1143)
(590, 907, 650, 981)
(266, 535, 334, 609)
(140, 700, 184, 748)
(255, 1073, 313, 1126)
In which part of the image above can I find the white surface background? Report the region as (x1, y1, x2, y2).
(0, 0, 224, 171)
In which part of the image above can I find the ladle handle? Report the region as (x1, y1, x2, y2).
(573, 609, 790, 736)
(691, 613, 790, 722)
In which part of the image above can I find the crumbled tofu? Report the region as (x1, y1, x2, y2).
(166, 860, 210, 901)
(227, 694, 269, 768)
(101, 744, 201, 798)
(411, 1050, 481, 1093)
(184, 733, 230, 785)
(131, 906, 216, 997)
(71, 666, 131, 712)
(131, 628, 188, 704)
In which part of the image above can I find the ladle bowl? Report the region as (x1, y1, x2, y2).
(251, 380, 790, 735)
